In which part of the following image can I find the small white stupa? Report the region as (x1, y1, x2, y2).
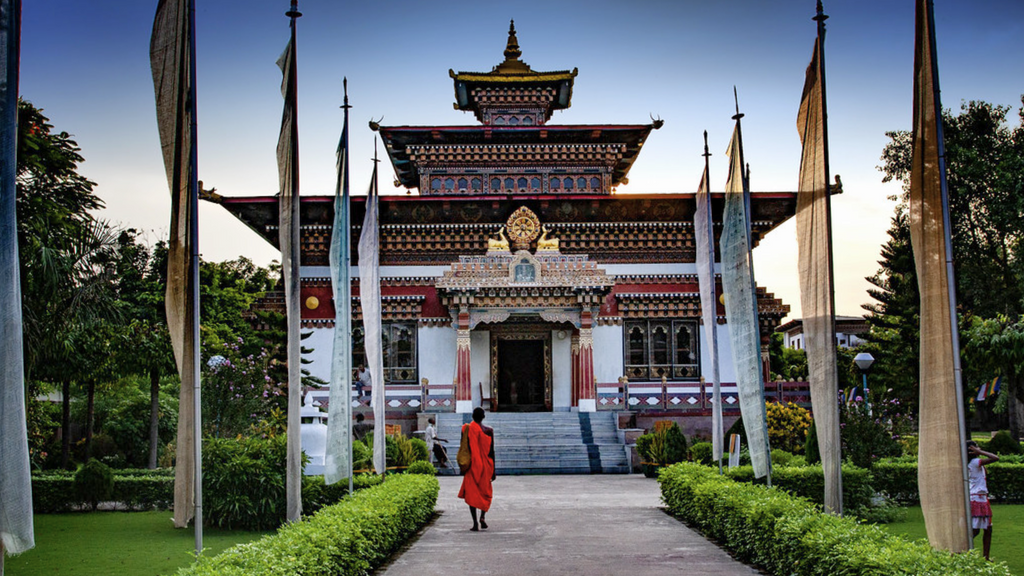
(300, 392, 328, 476)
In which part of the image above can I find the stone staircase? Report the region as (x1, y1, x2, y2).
(435, 412, 629, 474)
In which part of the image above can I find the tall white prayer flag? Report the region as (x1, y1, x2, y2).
(359, 155, 386, 475)
(1, 0, 35, 557)
(276, 2, 303, 522)
(325, 83, 353, 485)
(694, 134, 723, 466)
(720, 114, 771, 480)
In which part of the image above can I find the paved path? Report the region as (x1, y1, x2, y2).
(378, 475, 761, 576)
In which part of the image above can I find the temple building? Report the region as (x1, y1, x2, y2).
(213, 22, 803, 437)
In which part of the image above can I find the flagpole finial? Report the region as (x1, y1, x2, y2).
(286, 0, 302, 19)
(702, 130, 711, 159)
(342, 78, 351, 110)
(372, 138, 380, 164)
(813, 0, 828, 23)
(732, 86, 744, 121)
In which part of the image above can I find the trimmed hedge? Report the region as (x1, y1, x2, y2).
(724, 463, 874, 510)
(32, 473, 174, 512)
(659, 463, 1010, 576)
(177, 474, 439, 576)
(33, 471, 381, 514)
(874, 460, 1024, 504)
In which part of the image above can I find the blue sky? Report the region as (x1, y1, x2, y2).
(18, 0, 1024, 319)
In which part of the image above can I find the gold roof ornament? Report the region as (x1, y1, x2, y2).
(506, 206, 541, 250)
(536, 225, 560, 252)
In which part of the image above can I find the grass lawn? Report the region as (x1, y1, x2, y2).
(884, 505, 1023, 575)
(4, 511, 271, 576)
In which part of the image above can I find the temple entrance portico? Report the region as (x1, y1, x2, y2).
(436, 207, 613, 413)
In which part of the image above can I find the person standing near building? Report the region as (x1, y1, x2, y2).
(424, 417, 447, 465)
(356, 364, 371, 398)
(458, 407, 495, 531)
(967, 440, 999, 560)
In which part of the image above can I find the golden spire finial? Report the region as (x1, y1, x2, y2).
(504, 19, 522, 61)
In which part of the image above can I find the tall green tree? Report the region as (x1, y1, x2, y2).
(963, 315, 1024, 439)
(879, 97, 1024, 318)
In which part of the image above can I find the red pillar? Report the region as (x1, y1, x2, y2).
(571, 333, 580, 406)
(578, 312, 596, 412)
(455, 309, 472, 413)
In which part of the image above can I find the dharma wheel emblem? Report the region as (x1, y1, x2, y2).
(506, 206, 540, 250)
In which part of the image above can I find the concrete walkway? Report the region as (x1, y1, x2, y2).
(378, 475, 761, 576)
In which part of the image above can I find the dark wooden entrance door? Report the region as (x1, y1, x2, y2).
(497, 339, 546, 412)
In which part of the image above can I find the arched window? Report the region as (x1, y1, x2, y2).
(444, 178, 455, 191)
(509, 116, 520, 126)
(517, 177, 528, 191)
(530, 177, 541, 190)
(550, 178, 561, 190)
(523, 116, 534, 125)
(590, 177, 601, 190)
(504, 177, 514, 190)
(471, 177, 482, 191)
(431, 178, 442, 191)
(578, 177, 587, 190)
(494, 117, 506, 125)
(457, 177, 468, 191)
(564, 178, 574, 190)
(491, 178, 501, 191)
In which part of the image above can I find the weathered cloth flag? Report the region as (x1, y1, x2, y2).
(720, 120, 771, 479)
(276, 16, 302, 522)
(325, 88, 353, 485)
(694, 156, 723, 465)
(150, 0, 197, 529)
(359, 159, 386, 475)
(796, 36, 842, 514)
(1, 0, 35, 557)
(910, 0, 969, 553)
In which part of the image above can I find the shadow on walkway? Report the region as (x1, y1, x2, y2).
(378, 475, 761, 576)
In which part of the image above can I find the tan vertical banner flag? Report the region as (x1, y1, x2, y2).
(359, 158, 385, 475)
(150, 0, 197, 529)
(910, 0, 970, 552)
(796, 35, 842, 514)
(277, 3, 302, 522)
(1, 0, 35, 558)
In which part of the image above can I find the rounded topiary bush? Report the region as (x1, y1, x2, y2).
(76, 458, 114, 510)
(690, 441, 713, 466)
(407, 460, 436, 475)
(988, 430, 1021, 455)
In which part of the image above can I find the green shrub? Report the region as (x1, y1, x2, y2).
(202, 435, 288, 530)
(724, 463, 874, 510)
(32, 475, 78, 512)
(177, 474, 439, 576)
(637, 422, 688, 478)
(75, 459, 114, 511)
(301, 474, 383, 516)
(33, 471, 173, 512)
(988, 430, 1021, 455)
(689, 442, 714, 466)
(659, 463, 1010, 576)
(840, 401, 902, 469)
(407, 460, 436, 475)
(353, 439, 372, 472)
(805, 420, 820, 464)
(873, 460, 1024, 505)
(115, 475, 174, 511)
(771, 448, 796, 467)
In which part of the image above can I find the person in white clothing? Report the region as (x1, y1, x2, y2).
(424, 417, 447, 466)
(967, 440, 999, 560)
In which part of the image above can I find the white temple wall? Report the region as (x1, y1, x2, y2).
(418, 324, 456, 390)
(303, 326, 335, 384)
(593, 324, 624, 383)
(551, 329, 572, 411)
(707, 323, 738, 384)
(470, 330, 491, 409)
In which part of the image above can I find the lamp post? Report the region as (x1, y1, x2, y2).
(853, 352, 875, 413)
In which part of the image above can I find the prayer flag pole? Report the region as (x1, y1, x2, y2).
(695, 131, 723, 474)
(1, 0, 36, 567)
(278, 0, 303, 523)
(910, 0, 970, 552)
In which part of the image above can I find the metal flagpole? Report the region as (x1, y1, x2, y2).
(732, 88, 771, 488)
(924, 0, 971, 549)
(814, 0, 844, 516)
(185, 0, 203, 555)
(341, 80, 353, 496)
(701, 132, 723, 476)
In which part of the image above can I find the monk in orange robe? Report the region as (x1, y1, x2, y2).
(458, 407, 495, 531)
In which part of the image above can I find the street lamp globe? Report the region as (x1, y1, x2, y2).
(853, 352, 875, 372)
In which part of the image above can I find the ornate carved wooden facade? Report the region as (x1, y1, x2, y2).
(214, 22, 793, 415)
